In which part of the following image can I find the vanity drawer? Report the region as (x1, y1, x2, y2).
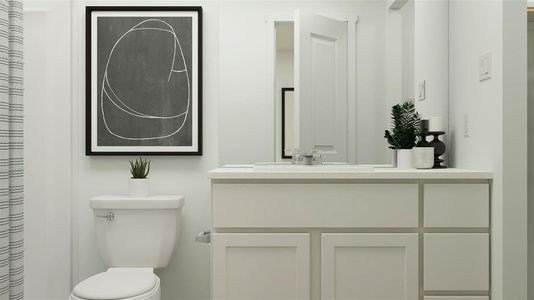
(424, 184, 489, 228)
(212, 183, 418, 228)
(424, 233, 489, 291)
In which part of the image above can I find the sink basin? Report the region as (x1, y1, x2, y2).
(253, 163, 374, 172)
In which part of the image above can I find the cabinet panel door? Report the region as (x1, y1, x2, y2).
(322, 233, 419, 300)
(213, 233, 310, 300)
(424, 234, 489, 291)
(424, 184, 489, 228)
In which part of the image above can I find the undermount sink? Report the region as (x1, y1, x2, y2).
(253, 162, 375, 172)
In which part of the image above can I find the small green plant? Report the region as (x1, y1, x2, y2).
(384, 99, 421, 149)
(129, 157, 150, 179)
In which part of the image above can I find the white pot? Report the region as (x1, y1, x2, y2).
(129, 178, 149, 197)
(396, 149, 414, 169)
(413, 147, 434, 169)
(390, 149, 398, 167)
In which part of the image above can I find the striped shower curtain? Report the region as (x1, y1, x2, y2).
(0, 1, 23, 299)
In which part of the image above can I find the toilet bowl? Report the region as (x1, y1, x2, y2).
(70, 268, 160, 300)
(70, 195, 184, 300)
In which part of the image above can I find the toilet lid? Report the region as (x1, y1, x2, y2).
(73, 269, 157, 300)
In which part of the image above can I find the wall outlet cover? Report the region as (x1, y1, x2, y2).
(418, 80, 426, 101)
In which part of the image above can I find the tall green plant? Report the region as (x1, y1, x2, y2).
(384, 99, 421, 149)
(129, 157, 151, 179)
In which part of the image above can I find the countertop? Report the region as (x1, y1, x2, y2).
(208, 165, 493, 180)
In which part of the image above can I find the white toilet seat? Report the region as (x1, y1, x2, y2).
(69, 268, 160, 300)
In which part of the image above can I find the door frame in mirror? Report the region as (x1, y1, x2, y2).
(281, 87, 295, 159)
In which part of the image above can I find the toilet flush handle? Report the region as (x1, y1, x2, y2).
(195, 230, 211, 244)
(95, 212, 115, 222)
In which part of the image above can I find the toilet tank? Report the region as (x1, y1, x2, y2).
(90, 195, 185, 269)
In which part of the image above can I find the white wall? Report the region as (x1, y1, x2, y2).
(385, 4, 403, 128)
(414, 0, 448, 135)
(401, 0, 415, 101)
(449, 1, 527, 299)
(24, 1, 73, 299)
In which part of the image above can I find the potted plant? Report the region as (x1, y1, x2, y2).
(128, 157, 151, 197)
(384, 99, 420, 168)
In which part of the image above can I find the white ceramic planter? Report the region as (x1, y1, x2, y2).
(396, 149, 414, 169)
(413, 147, 434, 169)
(129, 178, 149, 197)
(390, 149, 398, 168)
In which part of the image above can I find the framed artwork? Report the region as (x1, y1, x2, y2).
(281, 87, 294, 159)
(86, 6, 202, 155)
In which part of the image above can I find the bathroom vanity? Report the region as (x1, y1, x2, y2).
(208, 166, 492, 300)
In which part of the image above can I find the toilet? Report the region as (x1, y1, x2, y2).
(70, 195, 185, 300)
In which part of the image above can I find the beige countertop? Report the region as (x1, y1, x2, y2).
(208, 165, 493, 180)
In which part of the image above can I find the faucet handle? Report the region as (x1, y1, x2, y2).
(311, 151, 322, 165)
(291, 149, 323, 165)
(291, 149, 303, 163)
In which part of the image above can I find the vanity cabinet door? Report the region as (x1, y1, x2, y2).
(424, 233, 489, 291)
(212, 233, 310, 300)
(321, 233, 419, 300)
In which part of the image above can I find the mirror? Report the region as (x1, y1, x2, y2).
(217, 1, 438, 165)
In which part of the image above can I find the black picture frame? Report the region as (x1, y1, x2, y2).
(86, 6, 203, 156)
(281, 87, 294, 159)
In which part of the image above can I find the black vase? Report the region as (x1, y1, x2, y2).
(426, 131, 446, 168)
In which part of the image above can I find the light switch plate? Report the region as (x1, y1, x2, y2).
(463, 114, 470, 137)
(418, 80, 426, 101)
(479, 52, 492, 81)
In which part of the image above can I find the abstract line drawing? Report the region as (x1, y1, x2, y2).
(87, 6, 202, 156)
(100, 19, 190, 141)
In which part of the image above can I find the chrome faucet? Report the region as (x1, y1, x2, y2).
(291, 149, 322, 165)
